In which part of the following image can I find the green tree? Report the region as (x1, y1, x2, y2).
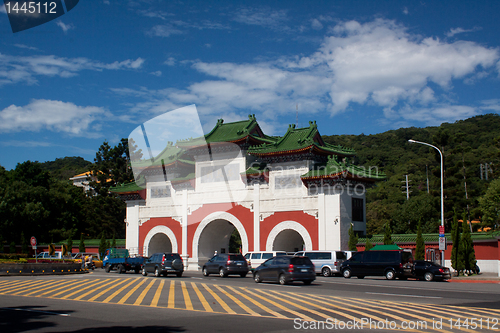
(67, 230, 74, 255)
(478, 178, 500, 230)
(79, 233, 85, 253)
(348, 224, 358, 251)
(450, 213, 462, 274)
(458, 217, 477, 275)
(415, 221, 425, 260)
(9, 241, 16, 253)
(99, 232, 107, 258)
(111, 232, 117, 248)
(364, 237, 373, 251)
(20, 232, 28, 254)
(383, 224, 394, 245)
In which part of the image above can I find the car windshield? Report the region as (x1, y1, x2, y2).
(229, 254, 245, 261)
(291, 257, 312, 265)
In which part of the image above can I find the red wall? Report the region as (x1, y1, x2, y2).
(139, 217, 183, 253)
(260, 211, 318, 250)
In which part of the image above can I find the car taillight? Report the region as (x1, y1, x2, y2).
(161, 255, 165, 265)
(399, 263, 403, 268)
(288, 264, 294, 273)
(227, 255, 231, 265)
(334, 261, 338, 266)
(439, 268, 445, 273)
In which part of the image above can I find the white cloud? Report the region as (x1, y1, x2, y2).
(0, 99, 111, 136)
(311, 19, 323, 30)
(0, 53, 145, 86)
(403, 7, 409, 15)
(164, 57, 176, 66)
(56, 21, 74, 33)
(114, 19, 500, 132)
(14, 44, 39, 51)
(150, 70, 162, 76)
(232, 7, 289, 31)
(148, 24, 184, 37)
(446, 27, 482, 38)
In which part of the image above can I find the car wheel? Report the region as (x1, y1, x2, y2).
(118, 264, 125, 274)
(303, 280, 312, 285)
(155, 267, 161, 277)
(385, 270, 395, 280)
(279, 274, 287, 285)
(219, 267, 227, 278)
(322, 267, 331, 277)
(424, 272, 434, 282)
(202, 267, 209, 276)
(142, 267, 147, 276)
(240, 273, 247, 278)
(254, 272, 262, 283)
(342, 268, 352, 278)
(105, 264, 111, 273)
(176, 272, 183, 277)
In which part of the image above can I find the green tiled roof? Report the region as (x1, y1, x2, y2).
(109, 179, 144, 193)
(242, 162, 269, 175)
(130, 142, 194, 169)
(176, 114, 273, 148)
(248, 121, 356, 157)
(301, 155, 386, 182)
(359, 231, 500, 244)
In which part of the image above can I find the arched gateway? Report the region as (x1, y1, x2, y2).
(111, 115, 385, 270)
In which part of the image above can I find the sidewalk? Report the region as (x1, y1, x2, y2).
(448, 272, 500, 284)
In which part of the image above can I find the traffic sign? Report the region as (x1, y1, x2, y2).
(439, 236, 447, 250)
(30, 236, 37, 247)
(439, 225, 445, 236)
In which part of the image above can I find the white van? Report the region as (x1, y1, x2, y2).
(244, 251, 287, 270)
(294, 250, 348, 276)
(36, 251, 64, 259)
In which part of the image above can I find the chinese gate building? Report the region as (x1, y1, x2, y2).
(111, 115, 385, 270)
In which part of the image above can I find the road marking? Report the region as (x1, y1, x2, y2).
(11, 280, 61, 296)
(202, 283, 236, 314)
(134, 279, 155, 305)
(191, 281, 213, 312)
(36, 278, 88, 297)
(0, 280, 45, 293)
(150, 279, 164, 307)
(242, 288, 313, 321)
(366, 292, 442, 299)
(214, 285, 260, 316)
(85, 278, 131, 302)
(62, 279, 112, 300)
(102, 278, 139, 303)
(181, 281, 193, 310)
(167, 280, 175, 308)
(117, 278, 147, 304)
(226, 285, 283, 318)
(50, 279, 102, 298)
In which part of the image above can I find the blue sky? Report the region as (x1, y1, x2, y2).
(1, 1, 500, 170)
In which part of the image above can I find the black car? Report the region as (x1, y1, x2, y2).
(413, 260, 451, 281)
(202, 253, 248, 277)
(142, 253, 184, 277)
(340, 250, 413, 280)
(253, 255, 315, 285)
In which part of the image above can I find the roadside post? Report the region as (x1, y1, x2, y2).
(30, 236, 37, 263)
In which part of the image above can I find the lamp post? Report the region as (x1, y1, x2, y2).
(408, 139, 445, 266)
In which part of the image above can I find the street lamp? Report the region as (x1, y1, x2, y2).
(408, 139, 445, 266)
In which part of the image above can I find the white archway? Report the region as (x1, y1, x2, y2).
(266, 221, 313, 252)
(143, 225, 178, 257)
(192, 211, 249, 263)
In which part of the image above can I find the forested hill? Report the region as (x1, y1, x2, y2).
(39, 156, 92, 180)
(322, 113, 500, 236)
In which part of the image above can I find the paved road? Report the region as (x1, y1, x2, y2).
(1, 270, 500, 332)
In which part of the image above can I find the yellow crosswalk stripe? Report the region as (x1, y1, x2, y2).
(150, 280, 164, 307)
(181, 281, 193, 310)
(117, 278, 148, 304)
(191, 282, 213, 312)
(51, 279, 102, 298)
(36, 278, 89, 297)
(202, 283, 236, 314)
(61, 279, 112, 299)
(134, 279, 156, 306)
(81, 278, 131, 302)
(241, 287, 313, 321)
(11, 280, 61, 295)
(0, 280, 44, 293)
(102, 278, 139, 303)
(167, 280, 175, 308)
(226, 286, 285, 318)
(214, 285, 260, 316)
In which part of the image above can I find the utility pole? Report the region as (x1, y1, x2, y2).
(426, 165, 429, 194)
(401, 174, 412, 200)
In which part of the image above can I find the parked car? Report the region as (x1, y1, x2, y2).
(73, 253, 103, 269)
(294, 250, 347, 276)
(412, 260, 451, 281)
(244, 251, 287, 270)
(202, 253, 248, 277)
(35, 251, 66, 260)
(141, 253, 184, 277)
(103, 248, 145, 274)
(340, 250, 413, 280)
(253, 255, 315, 285)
